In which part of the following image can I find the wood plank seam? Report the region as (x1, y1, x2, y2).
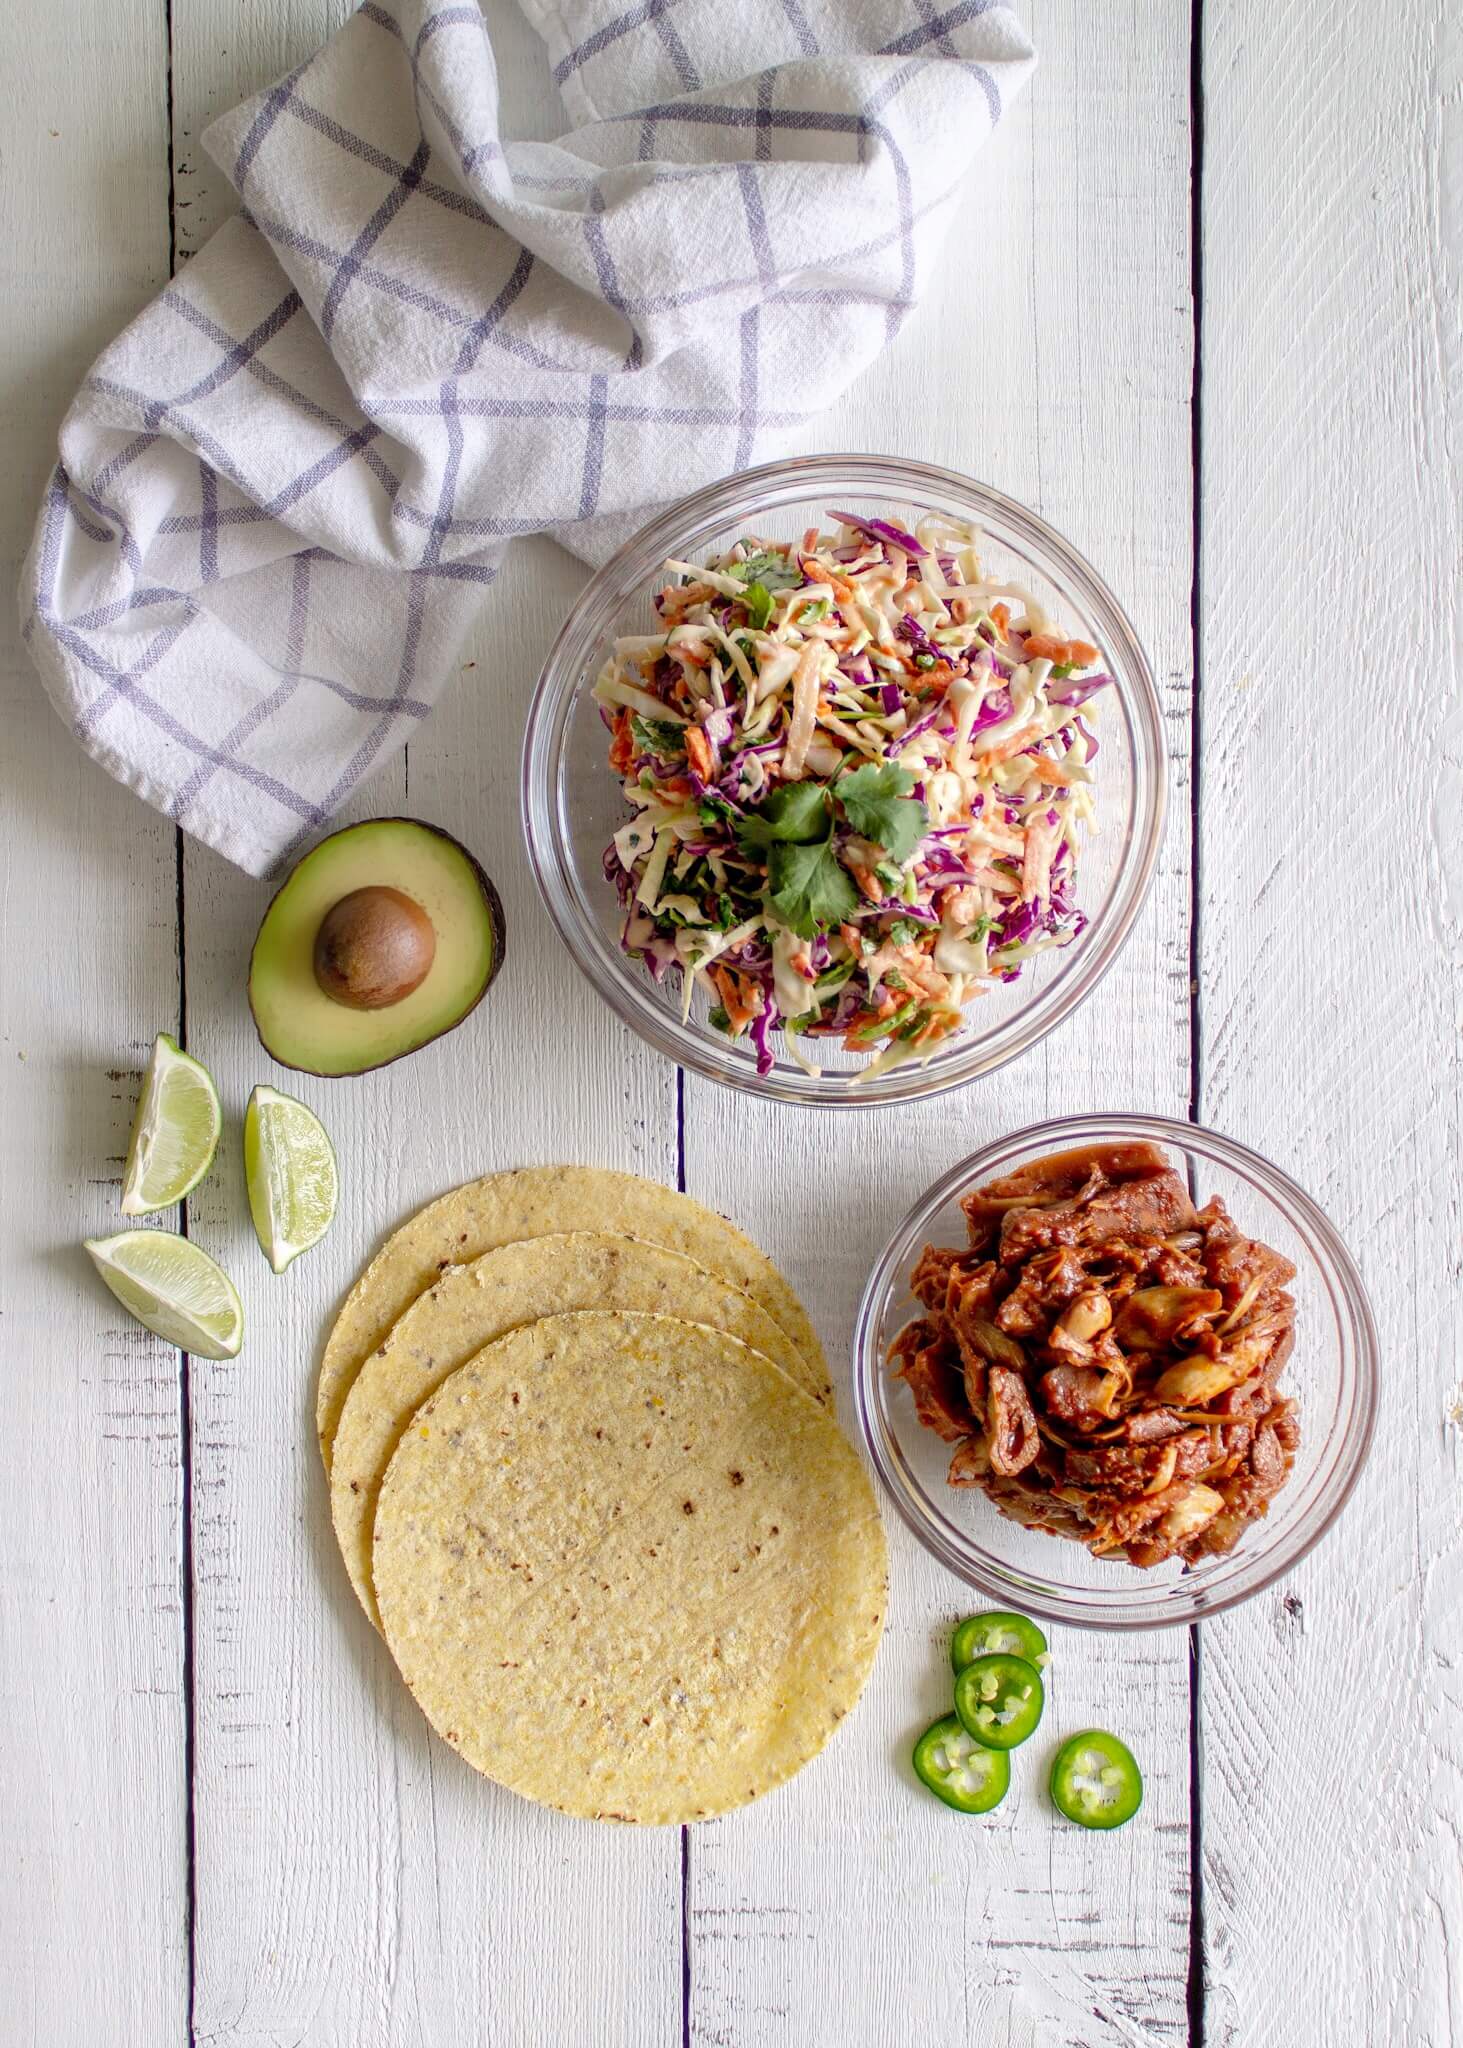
(167, 238, 201, 2048)
(1186, 0, 1208, 2038)
(164, 0, 200, 2033)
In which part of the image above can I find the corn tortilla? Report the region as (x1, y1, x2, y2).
(318, 1167, 829, 1469)
(372, 1311, 886, 1824)
(331, 1231, 827, 1630)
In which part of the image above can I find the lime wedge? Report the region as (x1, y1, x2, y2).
(244, 1085, 339, 1274)
(120, 1033, 222, 1215)
(84, 1229, 243, 1359)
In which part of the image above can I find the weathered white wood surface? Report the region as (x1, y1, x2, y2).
(1197, 3, 1463, 2045)
(0, 0, 1457, 2043)
(0, 5, 190, 2047)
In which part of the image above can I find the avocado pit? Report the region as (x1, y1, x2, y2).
(313, 886, 437, 1011)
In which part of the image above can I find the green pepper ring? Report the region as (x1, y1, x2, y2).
(953, 1652, 1045, 1751)
(950, 1610, 1049, 1673)
(1049, 1729, 1144, 1830)
(911, 1713, 1011, 1814)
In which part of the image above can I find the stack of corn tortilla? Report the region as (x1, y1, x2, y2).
(320, 1167, 887, 1826)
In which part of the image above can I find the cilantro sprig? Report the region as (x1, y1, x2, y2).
(736, 781, 829, 848)
(733, 762, 929, 938)
(836, 762, 928, 863)
(767, 838, 859, 937)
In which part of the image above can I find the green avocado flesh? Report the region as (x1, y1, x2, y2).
(249, 819, 504, 1077)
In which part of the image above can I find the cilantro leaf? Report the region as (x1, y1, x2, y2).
(836, 761, 928, 862)
(739, 581, 775, 632)
(736, 780, 829, 848)
(631, 715, 686, 758)
(767, 837, 859, 938)
(732, 548, 801, 592)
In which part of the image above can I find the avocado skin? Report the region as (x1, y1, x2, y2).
(248, 817, 506, 1078)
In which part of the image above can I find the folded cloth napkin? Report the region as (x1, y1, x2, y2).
(21, 0, 1033, 876)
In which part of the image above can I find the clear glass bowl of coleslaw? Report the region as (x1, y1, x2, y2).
(523, 456, 1167, 1106)
(853, 1113, 1379, 1629)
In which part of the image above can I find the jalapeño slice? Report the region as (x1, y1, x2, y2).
(953, 1652, 1045, 1751)
(1049, 1730, 1144, 1830)
(950, 1611, 1049, 1673)
(912, 1714, 1011, 1814)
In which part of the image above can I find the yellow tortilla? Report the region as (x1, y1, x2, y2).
(331, 1231, 828, 1630)
(372, 1311, 886, 1825)
(318, 1167, 829, 1468)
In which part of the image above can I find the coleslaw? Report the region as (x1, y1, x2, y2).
(595, 509, 1111, 1080)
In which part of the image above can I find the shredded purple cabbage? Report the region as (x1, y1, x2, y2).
(702, 706, 735, 750)
(896, 614, 942, 663)
(873, 899, 939, 923)
(970, 688, 1014, 735)
(1046, 671, 1113, 709)
(826, 509, 929, 558)
(749, 1002, 779, 1077)
(999, 899, 1043, 946)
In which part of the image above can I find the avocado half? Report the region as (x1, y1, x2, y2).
(249, 819, 505, 1077)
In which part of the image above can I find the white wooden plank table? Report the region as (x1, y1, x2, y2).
(1, 1, 1457, 2043)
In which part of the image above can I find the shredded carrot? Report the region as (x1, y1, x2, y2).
(980, 723, 1044, 765)
(684, 726, 713, 778)
(608, 709, 635, 774)
(709, 964, 761, 1033)
(1024, 631, 1099, 666)
(1024, 754, 1075, 787)
(990, 601, 1011, 634)
(840, 992, 900, 1050)
(799, 556, 858, 601)
(911, 1012, 958, 1048)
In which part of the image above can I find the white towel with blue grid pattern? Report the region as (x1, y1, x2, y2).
(21, 0, 1033, 875)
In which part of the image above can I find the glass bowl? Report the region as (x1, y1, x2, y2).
(522, 455, 1167, 1107)
(853, 1112, 1379, 1629)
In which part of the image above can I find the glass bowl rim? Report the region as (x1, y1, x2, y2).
(851, 1109, 1381, 1630)
(521, 453, 1169, 1109)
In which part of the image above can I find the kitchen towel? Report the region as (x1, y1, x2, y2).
(21, 0, 1033, 876)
